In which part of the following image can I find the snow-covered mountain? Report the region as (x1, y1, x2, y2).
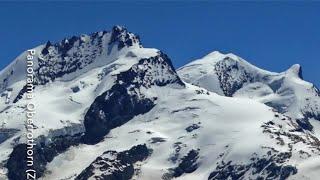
(178, 51, 320, 131)
(0, 26, 319, 180)
(178, 51, 320, 179)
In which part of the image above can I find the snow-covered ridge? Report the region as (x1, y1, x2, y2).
(178, 51, 320, 129)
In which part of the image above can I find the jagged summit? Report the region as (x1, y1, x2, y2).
(35, 25, 143, 84)
(109, 25, 142, 49)
(42, 25, 141, 56)
(0, 25, 156, 107)
(0, 25, 142, 91)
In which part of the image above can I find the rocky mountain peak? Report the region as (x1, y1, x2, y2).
(34, 25, 143, 85)
(109, 25, 141, 49)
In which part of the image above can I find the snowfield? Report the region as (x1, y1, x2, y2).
(0, 26, 319, 180)
(43, 84, 275, 180)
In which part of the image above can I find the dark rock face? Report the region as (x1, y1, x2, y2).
(36, 132, 83, 162)
(314, 85, 320, 97)
(6, 131, 83, 180)
(296, 65, 303, 79)
(149, 137, 166, 144)
(265, 101, 288, 114)
(76, 144, 151, 180)
(165, 149, 200, 178)
(268, 77, 285, 93)
(302, 106, 320, 122)
(169, 142, 186, 164)
(293, 106, 320, 131)
(36, 34, 102, 85)
(185, 123, 200, 132)
(0, 128, 19, 144)
(214, 57, 253, 97)
(109, 25, 141, 50)
(83, 52, 184, 144)
(7, 144, 46, 180)
(296, 119, 313, 131)
(0, 74, 10, 91)
(117, 52, 184, 88)
(13, 85, 29, 103)
(6, 146, 25, 180)
(71, 86, 80, 93)
(208, 152, 297, 180)
(83, 83, 156, 144)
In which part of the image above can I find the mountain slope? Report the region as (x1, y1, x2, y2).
(178, 51, 320, 180)
(178, 51, 320, 130)
(0, 27, 319, 180)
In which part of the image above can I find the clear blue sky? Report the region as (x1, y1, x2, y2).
(0, 2, 319, 86)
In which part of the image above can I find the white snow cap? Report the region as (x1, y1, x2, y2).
(286, 64, 303, 79)
(203, 50, 239, 61)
